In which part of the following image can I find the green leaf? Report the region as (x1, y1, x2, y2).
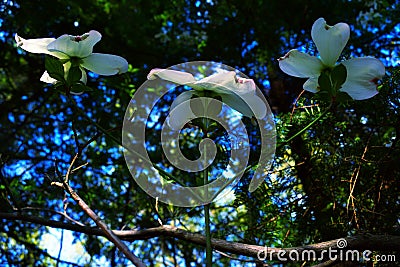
(70, 83, 93, 94)
(66, 66, 82, 86)
(336, 91, 352, 103)
(318, 72, 331, 93)
(331, 63, 347, 90)
(313, 91, 331, 102)
(45, 56, 65, 82)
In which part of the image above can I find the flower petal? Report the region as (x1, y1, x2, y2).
(311, 18, 350, 66)
(15, 34, 54, 54)
(149, 68, 266, 119)
(340, 57, 385, 100)
(47, 30, 102, 58)
(236, 77, 257, 94)
(195, 70, 257, 96)
(194, 71, 238, 92)
(303, 77, 319, 93)
(15, 34, 68, 59)
(278, 49, 324, 78)
(81, 53, 128, 75)
(40, 71, 58, 84)
(194, 70, 266, 117)
(168, 91, 195, 129)
(147, 69, 196, 85)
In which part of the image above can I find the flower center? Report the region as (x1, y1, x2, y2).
(370, 78, 379, 85)
(70, 33, 89, 42)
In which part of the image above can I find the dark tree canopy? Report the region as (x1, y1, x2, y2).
(0, 0, 399, 266)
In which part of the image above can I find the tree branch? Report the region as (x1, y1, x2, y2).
(1, 212, 399, 263)
(51, 124, 146, 267)
(51, 155, 146, 267)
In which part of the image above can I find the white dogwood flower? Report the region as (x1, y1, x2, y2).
(278, 18, 385, 100)
(15, 30, 128, 84)
(148, 68, 266, 129)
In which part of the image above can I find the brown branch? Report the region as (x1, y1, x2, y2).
(52, 152, 146, 267)
(346, 134, 371, 229)
(20, 206, 85, 226)
(1, 212, 399, 263)
(290, 89, 305, 123)
(63, 186, 145, 267)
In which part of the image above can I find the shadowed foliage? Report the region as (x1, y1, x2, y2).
(0, 0, 399, 266)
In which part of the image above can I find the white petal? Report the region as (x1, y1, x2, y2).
(81, 69, 88, 84)
(81, 53, 128, 75)
(15, 34, 54, 54)
(40, 71, 58, 84)
(311, 18, 350, 66)
(196, 71, 266, 118)
(147, 69, 196, 85)
(303, 77, 319, 93)
(47, 30, 102, 58)
(195, 71, 258, 97)
(194, 71, 265, 117)
(278, 49, 324, 78)
(149, 68, 265, 118)
(236, 77, 257, 94)
(168, 91, 195, 129)
(15, 34, 67, 59)
(194, 71, 237, 92)
(340, 57, 385, 100)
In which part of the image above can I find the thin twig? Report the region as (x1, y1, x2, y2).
(290, 90, 305, 123)
(20, 206, 85, 226)
(64, 153, 78, 184)
(55, 229, 64, 267)
(60, 179, 146, 266)
(346, 135, 371, 229)
(55, 149, 146, 266)
(71, 162, 88, 173)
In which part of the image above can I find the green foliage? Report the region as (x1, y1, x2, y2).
(66, 65, 82, 85)
(317, 63, 348, 102)
(331, 63, 347, 90)
(45, 56, 65, 82)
